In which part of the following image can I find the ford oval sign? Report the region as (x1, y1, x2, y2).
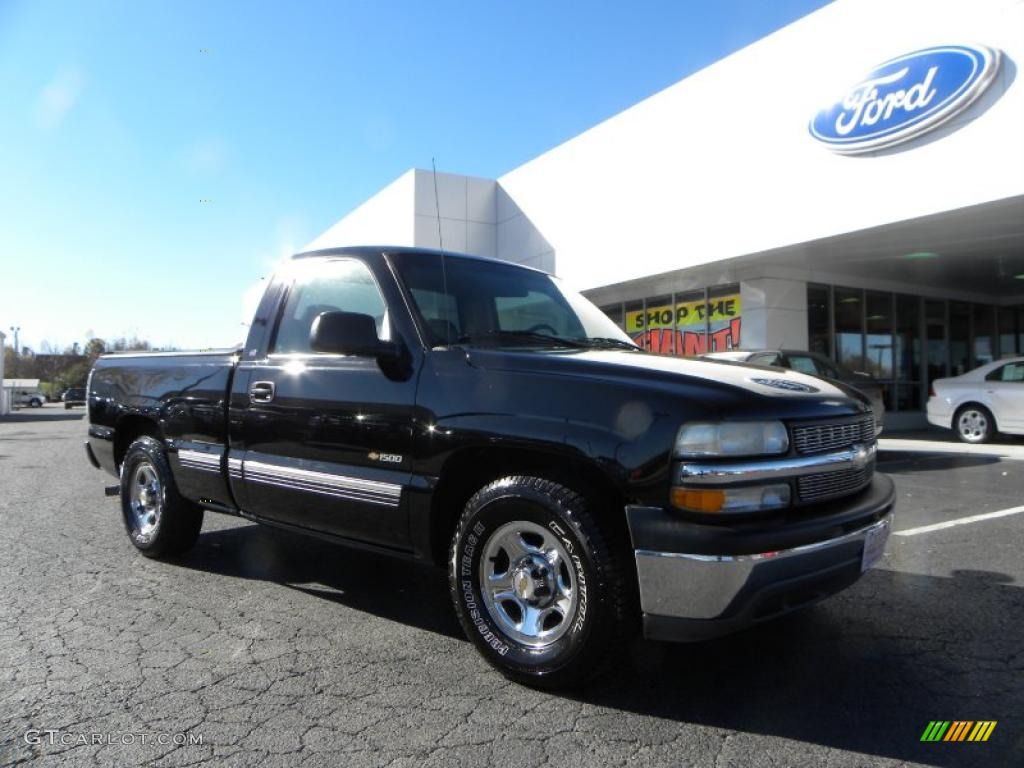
(810, 45, 1001, 154)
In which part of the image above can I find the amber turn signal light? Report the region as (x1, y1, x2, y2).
(670, 488, 726, 513)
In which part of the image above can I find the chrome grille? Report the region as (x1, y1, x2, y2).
(798, 463, 874, 503)
(792, 415, 875, 455)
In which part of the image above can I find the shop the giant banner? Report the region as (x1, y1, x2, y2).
(626, 293, 741, 355)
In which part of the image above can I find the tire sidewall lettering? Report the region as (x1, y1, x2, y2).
(454, 493, 597, 671)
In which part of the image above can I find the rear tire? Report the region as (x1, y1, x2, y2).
(954, 404, 995, 444)
(448, 475, 631, 689)
(119, 436, 203, 557)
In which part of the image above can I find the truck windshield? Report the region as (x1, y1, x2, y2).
(391, 253, 637, 350)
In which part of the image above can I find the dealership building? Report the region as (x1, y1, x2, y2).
(307, 0, 1024, 427)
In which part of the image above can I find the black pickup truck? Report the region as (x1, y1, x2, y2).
(85, 246, 894, 687)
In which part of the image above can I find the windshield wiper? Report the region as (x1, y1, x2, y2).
(581, 337, 642, 351)
(453, 330, 587, 349)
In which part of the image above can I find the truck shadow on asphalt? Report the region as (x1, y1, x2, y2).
(179, 522, 462, 638)
(878, 451, 1004, 473)
(600, 567, 1022, 768)
(178, 525, 1022, 767)
(0, 412, 86, 423)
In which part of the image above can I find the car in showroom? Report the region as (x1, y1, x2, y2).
(702, 349, 886, 435)
(927, 357, 1024, 443)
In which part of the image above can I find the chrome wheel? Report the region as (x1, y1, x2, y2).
(957, 408, 989, 443)
(128, 461, 162, 542)
(479, 520, 578, 648)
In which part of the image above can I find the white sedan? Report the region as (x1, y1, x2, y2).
(927, 357, 1024, 443)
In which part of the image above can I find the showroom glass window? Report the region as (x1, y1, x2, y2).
(598, 283, 741, 356)
(949, 302, 971, 375)
(708, 284, 741, 353)
(895, 295, 921, 411)
(865, 292, 893, 408)
(644, 294, 675, 354)
(807, 284, 830, 356)
(973, 304, 995, 366)
(834, 288, 864, 371)
(925, 299, 947, 393)
(997, 307, 1017, 357)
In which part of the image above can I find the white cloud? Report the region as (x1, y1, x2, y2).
(34, 68, 86, 129)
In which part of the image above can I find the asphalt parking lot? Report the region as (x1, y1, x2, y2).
(1, 407, 1021, 768)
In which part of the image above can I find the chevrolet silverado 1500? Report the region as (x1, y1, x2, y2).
(85, 246, 894, 687)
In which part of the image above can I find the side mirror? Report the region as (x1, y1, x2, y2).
(310, 311, 400, 360)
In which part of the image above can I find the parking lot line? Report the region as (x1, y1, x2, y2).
(893, 504, 1024, 537)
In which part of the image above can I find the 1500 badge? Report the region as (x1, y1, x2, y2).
(368, 451, 403, 463)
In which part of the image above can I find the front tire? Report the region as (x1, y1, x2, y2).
(448, 476, 631, 688)
(955, 404, 996, 444)
(120, 436, 203, 557)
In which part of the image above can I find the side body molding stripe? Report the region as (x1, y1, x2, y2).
(178, 448, 222, 473)
(242, 460, 403, 507)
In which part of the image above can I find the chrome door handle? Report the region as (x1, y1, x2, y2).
(250, 381, 275, 403)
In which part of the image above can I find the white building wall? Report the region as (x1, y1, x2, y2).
(305, 171, 417, 252)
(497, 0, 1024, 290)
(411, 170, 499, 258)
(740, 278, 810, 350)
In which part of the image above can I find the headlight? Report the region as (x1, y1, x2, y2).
(674, 421, 789, 458)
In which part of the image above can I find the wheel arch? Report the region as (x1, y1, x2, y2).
(114, 415, 164, 470)
(954, 400, 998, 429)
(427, 445, 632, 568)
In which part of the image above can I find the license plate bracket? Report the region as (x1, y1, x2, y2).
(861, 519, 890, 572)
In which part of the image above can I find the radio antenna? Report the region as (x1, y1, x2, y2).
(431, 158, 452, 347)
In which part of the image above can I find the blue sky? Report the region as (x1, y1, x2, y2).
(0, 0, 829, 352)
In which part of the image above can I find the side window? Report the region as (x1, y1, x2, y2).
(818, 359, 842, 379)
(787, 355, 819, 376)
(410, 287, 460, 343)
(748, 353, 780, 366)
(990, 362, 1024, 382)
(273, 259, 389, 354)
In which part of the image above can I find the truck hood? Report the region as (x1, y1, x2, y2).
(464, 348, 872, 418)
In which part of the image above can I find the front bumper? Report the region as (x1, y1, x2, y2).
(627, 473, 896, 641)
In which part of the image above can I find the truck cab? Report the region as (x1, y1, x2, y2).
(85, 246, 895, 688)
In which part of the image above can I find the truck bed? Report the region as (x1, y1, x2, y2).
(86, 349, 239, 510)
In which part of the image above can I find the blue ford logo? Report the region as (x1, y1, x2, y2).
(750, 377, 819, 394)
(810, 45, 1001, 154)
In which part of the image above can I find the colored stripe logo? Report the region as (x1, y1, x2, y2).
(920, 721, 996, 742)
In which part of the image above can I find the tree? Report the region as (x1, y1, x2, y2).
(84, 338, 107, 362)
(55, 361, 91, 390)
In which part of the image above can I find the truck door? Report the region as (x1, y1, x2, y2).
(233, 256, 420, 550)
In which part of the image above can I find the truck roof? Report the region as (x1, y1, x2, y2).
(292, 245, 548, 274)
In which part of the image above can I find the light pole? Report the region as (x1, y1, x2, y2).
(8, 326, 20, 377)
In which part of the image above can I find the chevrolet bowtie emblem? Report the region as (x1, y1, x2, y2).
(850, 443, 874, 470)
